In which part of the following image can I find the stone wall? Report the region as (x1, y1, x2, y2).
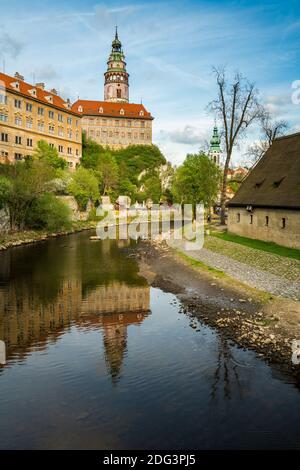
(56, 195, 92, 221)
(228, 207, 300, 249)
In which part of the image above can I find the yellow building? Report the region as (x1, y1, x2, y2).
(72, 29, 153, 149)
(0, 72, 82, 167)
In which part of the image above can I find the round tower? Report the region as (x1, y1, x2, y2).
(104, 27, 129, 102)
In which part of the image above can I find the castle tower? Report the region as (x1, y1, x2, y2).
(104, 27, 129, 103)
(209, 125, 221, 166)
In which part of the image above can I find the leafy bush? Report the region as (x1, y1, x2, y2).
(67, 167, 100, 210)
(26, 193, 72, 232)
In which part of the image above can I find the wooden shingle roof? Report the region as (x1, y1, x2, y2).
(228, 132, 300, 210)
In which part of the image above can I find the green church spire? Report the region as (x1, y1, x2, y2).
(210, 125, 221, 151)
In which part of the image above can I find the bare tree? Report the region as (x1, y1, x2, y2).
(210, 68, 263, 225)
(245, 114, 289, 165)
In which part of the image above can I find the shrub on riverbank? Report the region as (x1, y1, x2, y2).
(26, 193, 72, 232)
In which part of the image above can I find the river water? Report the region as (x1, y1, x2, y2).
(0, 231, 299, 449)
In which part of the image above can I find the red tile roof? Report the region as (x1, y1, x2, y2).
(72, 100, 153, 120)
(0, 72, 80, 116)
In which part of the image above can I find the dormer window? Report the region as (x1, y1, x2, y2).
(11, 81, 20, 90)
(29, 88, 37, 97)
(45, 95, 53, 103)
(99, 107, 103, 113)
(78, 105, 83, 113)
(120, 109, 124, 115)
(139, 110, 144, 116)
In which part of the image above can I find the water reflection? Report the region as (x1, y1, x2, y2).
(0, 233, 150, 381)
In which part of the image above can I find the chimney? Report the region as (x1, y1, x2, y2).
(51, 88, 58, 95)
(36, 82, 45, 90)
(14, 72, 24, 81)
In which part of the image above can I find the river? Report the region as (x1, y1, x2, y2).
(0, 231, 299, 449)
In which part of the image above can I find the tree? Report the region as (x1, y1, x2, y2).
(68, 167, 100, 210)
(0, 160, 55, 230)
(172, 153, 221, 217)
(210, 68, 263, 224)
(26, 193, 72, 231)
(245, 113, 289, 165)
(0, 176, 12, 210)
(33, 140, 67, 170)
(141, 174, 162, 203)
(96, 152, 119, 196)
(81, 132, 105, 169)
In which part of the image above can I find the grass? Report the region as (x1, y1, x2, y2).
(211, 231, 300, 261)
(175, 248, 273, 303)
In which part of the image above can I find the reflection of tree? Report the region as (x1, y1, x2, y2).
(210, 336, 243, 401)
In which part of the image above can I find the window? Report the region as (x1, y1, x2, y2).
(67, 147, 72, 155)
(0, 114, 8, 122)
(58, 145, 64, 153)
(250, 215, 253, 224)
(140, 133, 144, 140)
(67, 130, 73, 139)
(58, 128, 64, 137)
(115, 120, 119, 127)
(141, 121, 145, 128)
(49, 125, 55, 135)
(58, 114, 63, 122)
(282, 218, 286, 229)
(117, 89, 122, 99)
(49, 110, 54, 119)
(26, 103, 33, 112)
(15, 136, 22, 145)
(26, 118, 33, 129)
(27, 138, 33, 147)
(38, 107, 44, 116)
(38, 122, 45, 132)
(76, 119, 79, 127)
(49, 143, 54, 149)
(0, 94, 8, 104)
(1, 133, 8, 142)
(14, 99, 22, 109)
(265, 216, 269, 226)
(127, 120, 131, 127)
(1, 151, 8, 158)
(67, 117, 72, 125)
(15, 116, 22, 126)
(14, 153, 22, 161)
(76, 149, 79, 156)
(237, 213, 240, 223)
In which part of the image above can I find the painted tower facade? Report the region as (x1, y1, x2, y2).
(209, 125, 221, 166)
(104, 28, 129, 103)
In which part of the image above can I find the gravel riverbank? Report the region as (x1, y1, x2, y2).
(127, 240, 300, 383)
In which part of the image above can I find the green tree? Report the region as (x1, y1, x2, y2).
(172, 153, 221, 217)
(26, 193, 72, 231)
(0, 176, 12, 210)
(33, 140, 67, 170)
(68, 167, 100, 210)
(96, 152, 119, 196)
(0, 160, 55, 230)
(81, 132, 105, 169)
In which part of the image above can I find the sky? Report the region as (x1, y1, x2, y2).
(1, 0, 300, 166)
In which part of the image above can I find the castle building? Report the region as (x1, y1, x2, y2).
(72, 28, 154, 150)
(209, 125, 221, 165)
(0, 72, 82, 167)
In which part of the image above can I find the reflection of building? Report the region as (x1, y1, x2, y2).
(72, 29, 153, 149)
(0, 280, 150, 380)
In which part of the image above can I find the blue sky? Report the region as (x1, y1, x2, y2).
(1, 0, 300, 164)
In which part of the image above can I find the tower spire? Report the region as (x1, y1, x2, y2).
(104, 28, 129, 102)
